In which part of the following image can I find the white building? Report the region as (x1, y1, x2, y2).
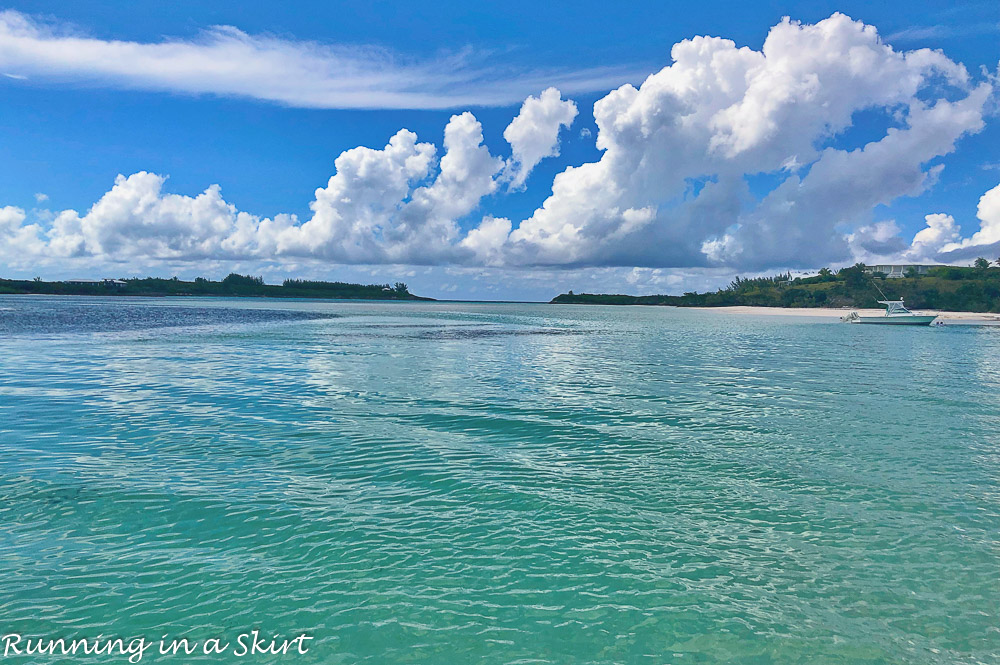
(863, 265, 938, 279)
(63, 278, 127, 287)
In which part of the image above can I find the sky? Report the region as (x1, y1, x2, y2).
(0, 0, 998, 301)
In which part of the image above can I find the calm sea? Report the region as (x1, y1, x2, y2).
(1, 296, 998, 664)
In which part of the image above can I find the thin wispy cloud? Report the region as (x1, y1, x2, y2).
(0, 10, 645, 109)
(886, 21, 1000, 42)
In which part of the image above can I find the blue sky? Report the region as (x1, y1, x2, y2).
(0, 0, 998, 299)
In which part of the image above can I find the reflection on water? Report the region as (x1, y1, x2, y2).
(0, 296, 998, 664)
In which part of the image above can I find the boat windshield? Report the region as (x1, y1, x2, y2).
(878, 300, 912, 316)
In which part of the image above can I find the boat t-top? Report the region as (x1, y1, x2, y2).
(842, 299, 938, 325)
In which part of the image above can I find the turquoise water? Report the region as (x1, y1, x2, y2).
(1, 296, 998, 664)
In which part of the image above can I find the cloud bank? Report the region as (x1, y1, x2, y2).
(2, 13, 999, 283)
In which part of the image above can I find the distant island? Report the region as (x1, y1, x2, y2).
(552, 261, 1000, 313)
(0, 273, 433, 301)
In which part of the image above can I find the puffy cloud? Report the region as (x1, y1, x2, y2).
(276, 111, 502, 264)
(502, 88, 578, 190)
(6, 112, 504, 268)
(904, 213, 962, 260)
(272, 129, 437, 262)
(856, 182, 1000, 265)
(0, 205, 26, 233)
(709, 85, 988, 268)
(922, 182, 1000, 262)
(847, 220, 908, 262)
(413, 113, 503, 225)
(460, 216, 513, 266)
(954, 182, 1000, 249)
(0, 205, 45, 265)
(505, 13, 989, 269)
(42, 172, 257, 261)
(0, 10, 639, 110)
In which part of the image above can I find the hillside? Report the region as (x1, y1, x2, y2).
(551, 263, 1000, 313)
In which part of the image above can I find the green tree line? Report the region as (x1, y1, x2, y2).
(0, 274, 431, 301)
(552, 260, 1000, 312)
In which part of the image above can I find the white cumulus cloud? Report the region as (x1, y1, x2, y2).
(853, 182, 1000, 265)
(275, 111, 502, 264)
(917, 182, 1000, 263)
(460, 216, 513, 266)
(904, 213, 963, 261)
(41, 172, 259, 261)
(2, 112, 506, 268)
(847, 220, 908, 263)
(948, 182, 1000, 250)
(504, 13, 990, 270)
(502, 87, 578, 190)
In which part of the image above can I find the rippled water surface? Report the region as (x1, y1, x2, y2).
(1, 296, 998, 664)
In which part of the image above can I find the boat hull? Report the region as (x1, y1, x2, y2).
(855, 315, 938, 326)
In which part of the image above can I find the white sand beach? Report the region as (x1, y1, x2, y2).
(690, 306, 1000, 323)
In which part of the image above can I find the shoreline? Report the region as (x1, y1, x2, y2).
(688, 306, 1000, 322)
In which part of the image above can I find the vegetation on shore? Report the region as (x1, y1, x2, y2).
(552, 260, 1000, 313)
(0, 273, 433, 300)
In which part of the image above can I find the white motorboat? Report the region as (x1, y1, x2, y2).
(842, 299, 938, 325)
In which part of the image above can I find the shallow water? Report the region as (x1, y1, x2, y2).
(1, 296, 998, 664)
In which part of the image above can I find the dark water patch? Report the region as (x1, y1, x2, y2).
(0, 299, 336, 335)
(410, 327, 587, 340)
